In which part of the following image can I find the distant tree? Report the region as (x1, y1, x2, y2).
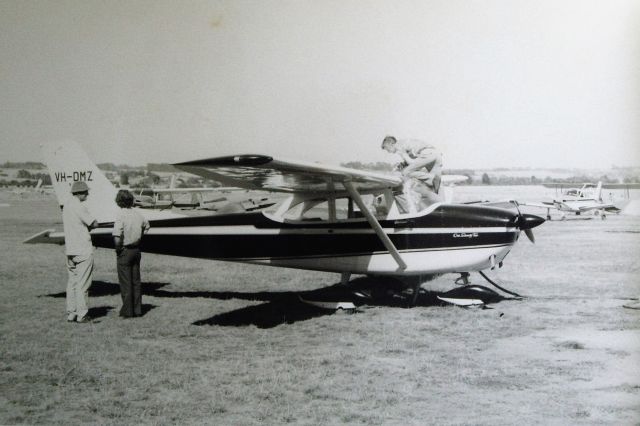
(17, 169, 33, 179)
(31, 172, 51, 185)
(147, 163, 179, 173)
(481, 173, 491, 185)
(2, 162, 45, 169)
(97, 163, 118, 171)
(120, 173, 129, 186)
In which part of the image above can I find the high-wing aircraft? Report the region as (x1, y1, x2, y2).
(521, 182, 621, 220)
(132, 186, 277, 213)
(25, 141, 544, 307)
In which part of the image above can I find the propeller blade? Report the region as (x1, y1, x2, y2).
(524, 228, 535, 243)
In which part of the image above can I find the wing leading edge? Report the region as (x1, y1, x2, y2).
(174, 154, 402, 195)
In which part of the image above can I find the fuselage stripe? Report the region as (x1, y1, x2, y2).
(92, 226, 518, 235)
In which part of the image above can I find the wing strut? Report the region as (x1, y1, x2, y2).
(343, 181, 407, 271)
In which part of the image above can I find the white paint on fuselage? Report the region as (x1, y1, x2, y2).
(243, 244, 514, 276)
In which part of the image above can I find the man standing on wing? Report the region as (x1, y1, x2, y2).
(381, 135, 443, 208)
(63, 181, 98, 323)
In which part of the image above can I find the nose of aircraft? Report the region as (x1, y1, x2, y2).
(518, 213, 545, 230)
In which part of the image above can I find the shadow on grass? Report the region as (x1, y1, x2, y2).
(87, 305, 114, 319)
(193, 296, 335, 328)
(44, 281, 170, 298)
(190, 277, 465, 329)
(46, 278, 503, 328)
(76, 304, 157, 319)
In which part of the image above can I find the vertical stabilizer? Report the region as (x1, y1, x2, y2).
(595, 181, 603, 202)
(41, 141, 118, 223)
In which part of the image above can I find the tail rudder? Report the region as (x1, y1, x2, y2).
(41, 140, 118, 223)
(595, 181, 603, 202)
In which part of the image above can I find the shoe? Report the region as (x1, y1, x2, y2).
(67, 316, 77, 323)
(76, 316, 92, 323)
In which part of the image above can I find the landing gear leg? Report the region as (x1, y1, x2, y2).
(410, 280, 422, 307)
(455, 272, 470, 285)
(340, 272, 351, 286)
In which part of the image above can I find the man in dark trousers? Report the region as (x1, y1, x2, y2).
(112, 190, 150, 318)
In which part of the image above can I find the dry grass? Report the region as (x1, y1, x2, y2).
(1, 189, 639, 425)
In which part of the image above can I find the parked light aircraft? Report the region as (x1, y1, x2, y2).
(522, 182, 620, 220)
(25, 141, 544, 306)
(132, 186, 277, 213)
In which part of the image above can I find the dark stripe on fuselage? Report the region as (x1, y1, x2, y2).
(92, 204, 520, 259)
(92, 231, 518, 260)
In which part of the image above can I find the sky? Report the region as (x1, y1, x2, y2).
(1, 0, 639, 169)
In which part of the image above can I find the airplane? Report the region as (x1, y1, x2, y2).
(521, 182, 621, 220)
(132, 186, 278, 213)
(24, 141, 545, 307)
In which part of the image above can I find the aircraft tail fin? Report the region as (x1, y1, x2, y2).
(41, 141, 119, 223)
(595, 181, 603, 202)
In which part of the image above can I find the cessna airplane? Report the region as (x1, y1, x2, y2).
(521, 182, 620, 220)
(25, 141, 544, 307)
(133, 186, 277, 213)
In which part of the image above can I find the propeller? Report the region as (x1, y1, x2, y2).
(524, 228, 536, 244)
(511, 200, 545, 243)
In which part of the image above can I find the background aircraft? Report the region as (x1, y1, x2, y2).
(522, 182, 622, 220)
(132, 186, 277, 213)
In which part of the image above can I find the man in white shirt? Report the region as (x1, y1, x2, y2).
(382, 136, 443, 192)
(63, 181, 98, 323)
(381, 136, 443, 208)
(113, 190, 150, 318)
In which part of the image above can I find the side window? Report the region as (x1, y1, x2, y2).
(301, 201, 329, 221)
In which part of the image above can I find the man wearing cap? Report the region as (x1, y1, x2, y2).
(381, 136, 443, 206)
(63, 181, 98, 323)
(112, 189, 150, 318)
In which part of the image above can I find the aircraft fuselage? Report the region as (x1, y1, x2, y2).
(89, 204, 541, 276)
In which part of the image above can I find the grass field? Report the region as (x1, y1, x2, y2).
(1, 189, 639, 425)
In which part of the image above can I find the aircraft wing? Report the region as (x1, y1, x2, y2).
(519, 201, 557, 209)
(576, 203, 616, 212)
(174, 155, 403, 194)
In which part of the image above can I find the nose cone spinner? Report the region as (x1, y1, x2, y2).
(518, 213, 545, 230)
(516, 213, 545, 243)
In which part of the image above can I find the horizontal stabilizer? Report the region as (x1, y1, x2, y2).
(23, 229, 65, 245)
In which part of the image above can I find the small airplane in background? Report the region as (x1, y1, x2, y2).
(521, 182, 623, 220)
(25, 141, 544, 308)
(132, 186, 277, 213)
(10, 178, 54, 196)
